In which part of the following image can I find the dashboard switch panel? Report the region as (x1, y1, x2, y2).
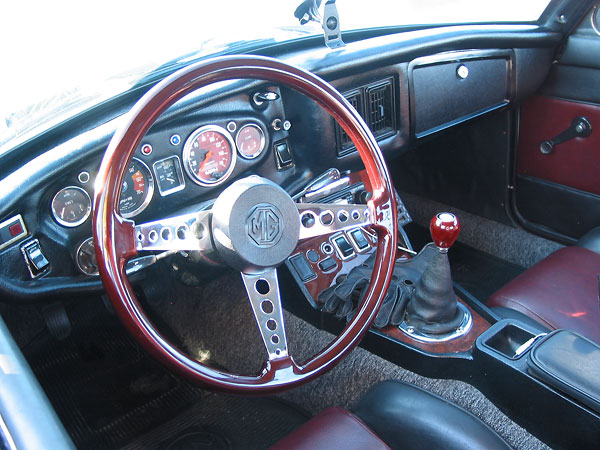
(0, 214, 28, 251)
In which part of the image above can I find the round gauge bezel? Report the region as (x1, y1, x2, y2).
(51, 186, 92, 227)
(120, 157, 155, 218)
(182, 124, 237, 186)
(592, 5, 600, 35)
(75, 237, 99, 276)
(235, 123, 266, 160)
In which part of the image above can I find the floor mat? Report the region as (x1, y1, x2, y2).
(122, 394, 309, 450)
(22, 297, 205, 450)
(404, 222, 525, 302)
(20, 295, 310, 450)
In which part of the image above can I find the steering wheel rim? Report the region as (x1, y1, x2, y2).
(93, 55, 398, 394)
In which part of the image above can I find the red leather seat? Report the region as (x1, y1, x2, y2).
(488, 246, 600, 344)
(269, 381, 510, 450)
(269, 407, 390, 450)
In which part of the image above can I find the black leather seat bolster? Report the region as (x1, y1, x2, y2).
(0, 315, 74, 449)
(577, 226, 600, 254)
(527, 330, 600, 414)
(352, 380, 511, 450)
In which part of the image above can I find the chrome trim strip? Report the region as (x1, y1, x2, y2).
(0, 410, 17, 450)
(399, 302, 473, 343)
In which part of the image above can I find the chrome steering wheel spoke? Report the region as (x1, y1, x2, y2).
(241, 268, 289, 360)
(297, 203, 372, 240)
(134, 210, 212, 252)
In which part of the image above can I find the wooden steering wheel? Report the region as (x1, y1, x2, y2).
(93, 55, 397, 394)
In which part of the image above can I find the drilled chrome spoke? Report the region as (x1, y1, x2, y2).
(241, 268, 288, 360)
(297, 203, 372, 240)
(134, 210, 212, 252)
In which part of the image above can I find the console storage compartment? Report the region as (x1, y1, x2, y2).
(481, 321, 540, 360)
(527, 330, 600, 414)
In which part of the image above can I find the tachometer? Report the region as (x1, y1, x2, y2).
(119, 158, 154, 218)
(51, 186, 92, 227)
(182, 125, 236, 186)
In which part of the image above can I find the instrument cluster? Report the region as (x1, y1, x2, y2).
(50, 120, 268, 227)
(48, 119, 270, 276)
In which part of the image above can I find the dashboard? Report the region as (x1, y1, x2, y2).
(0, 24, 561, 302)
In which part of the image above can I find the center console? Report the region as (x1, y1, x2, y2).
(281, 169, 600, 449)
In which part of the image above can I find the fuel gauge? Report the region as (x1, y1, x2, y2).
(153, 156, 185, 196)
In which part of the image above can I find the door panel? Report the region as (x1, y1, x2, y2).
(514, 6, 600, 242)
(517, 96, 600, 196)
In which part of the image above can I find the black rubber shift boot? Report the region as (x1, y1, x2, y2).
(405, 247, 463, 334)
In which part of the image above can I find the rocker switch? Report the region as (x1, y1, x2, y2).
(21, 239, 50, 278)
(274, 140, 294, 169)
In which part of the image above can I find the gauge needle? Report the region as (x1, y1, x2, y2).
(198, 151, 212, 173)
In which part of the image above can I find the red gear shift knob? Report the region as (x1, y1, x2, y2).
(430, 212, 460, 250)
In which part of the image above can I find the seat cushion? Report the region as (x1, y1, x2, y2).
(488, 246, 600, 344)
(268, 407, 390, 450)
(353, 380, 510, 450)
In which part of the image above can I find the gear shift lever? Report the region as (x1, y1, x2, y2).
(404, 212, 466, 336)
(430, 212, 461, 252)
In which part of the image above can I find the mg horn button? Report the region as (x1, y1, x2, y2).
(247, 204, 284, 248)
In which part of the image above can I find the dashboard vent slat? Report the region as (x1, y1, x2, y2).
(366, 79, 395, 138)
(336, 78, 397, 157)
(339, 91, 362, 150)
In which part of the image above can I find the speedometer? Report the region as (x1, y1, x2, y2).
(119, 158, 154, 218)
(182, 125, 236, 186)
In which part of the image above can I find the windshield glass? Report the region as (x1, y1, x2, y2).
(0, 0, 551, 153)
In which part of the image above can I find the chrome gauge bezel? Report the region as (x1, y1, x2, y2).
(182, 124, 237, 187)
(235, 123, 266, 160)
(120, 157, 155, 219)
(593, 5, 600, 35)
(75, 237, 99, 276)
(152, 155, 186, 197)
(51, 186, 92, 227)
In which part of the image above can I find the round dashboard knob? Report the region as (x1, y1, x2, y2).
(430, 212, 460, 250)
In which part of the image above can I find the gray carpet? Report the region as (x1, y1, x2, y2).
(152, 271, 550, 450)
(400, 192, 563, 268)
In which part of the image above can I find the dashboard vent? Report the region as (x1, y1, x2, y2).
(339, 90, 363, 152)
(336, 78, 397, 157)
(366, 79, 395, 138)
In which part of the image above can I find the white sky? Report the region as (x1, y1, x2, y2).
(0, 0, 549, 119)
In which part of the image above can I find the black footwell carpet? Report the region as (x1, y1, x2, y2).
(20, 296, 307, 450)
(404, 222, 525, 302)
(122, 394, 309, 450)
